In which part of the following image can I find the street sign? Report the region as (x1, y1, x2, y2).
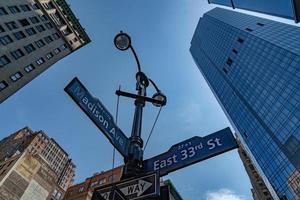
(143, 127, 237, 176)
(64, 77, 129, 157)
(94, 172, 159, 200)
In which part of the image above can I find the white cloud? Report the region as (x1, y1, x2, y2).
(205, 189, 246, 200)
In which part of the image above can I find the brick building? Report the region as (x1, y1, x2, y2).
(63, 167, 123, 200)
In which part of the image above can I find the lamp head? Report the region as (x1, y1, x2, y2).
(114, 32, 131, 51)
(152, 92, 167, 107)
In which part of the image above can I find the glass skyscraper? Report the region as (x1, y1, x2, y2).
(208, 0, 300, 23)
(190, 8, 300, 199)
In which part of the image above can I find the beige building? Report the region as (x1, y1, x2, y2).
(0, 0, 90, 103)
(288, 170, 300, 199)
(0, 127, 76, 199)
(237, 140, 273, 200)
(0, 152, 59, 200)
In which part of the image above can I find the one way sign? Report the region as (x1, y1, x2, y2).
(93, 172, 159, 200)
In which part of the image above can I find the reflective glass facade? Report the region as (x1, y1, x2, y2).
(190, 8, 300, 200)
(209, 0, 300, 23)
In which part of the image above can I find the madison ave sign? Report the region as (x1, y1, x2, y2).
(143, 128, 238, 176)
(65, 77, 129, 157)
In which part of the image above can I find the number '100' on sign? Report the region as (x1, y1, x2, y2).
(143, 128, 237, 176)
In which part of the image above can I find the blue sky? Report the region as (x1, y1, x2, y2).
(1, 1, 299, 199)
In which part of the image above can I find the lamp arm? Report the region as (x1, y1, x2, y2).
(149, 78, 160, 92)
(130, 46, 141, 72)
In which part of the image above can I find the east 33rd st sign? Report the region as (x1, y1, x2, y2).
(143, 127, 237, 176)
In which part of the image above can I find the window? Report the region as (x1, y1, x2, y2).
(237, 38, 244, 43)
(90, 181, 98, 187)
(25, 27, 37, 36)
(62, 28, 71, 36)
(0, 81, 8, 91)
(257, 22, 264, 26)
(108, 174, 117, 182)
(232, 49, 238, 54)
(54, 48, 61, 54)
(36, 25, 46, 32)
(40, 15, 48, 21)
(44, 36, 53, 43)
(46, 52, 53, 59)
(20, 4, 31, 12)
(52, 189, 58, 196)
(53, 33, 60, 39)
(36, 57, 45, 65)
(245, 28, 253, 32)
(99, 178, 106, 185)
(73, 37, 78, 42)
(226, 58, 233, 66)
(0, 55, 11, 67)
(223, 68, 228, 74)
(5, 21, 19, 30)
(0, 35, 13, 45)
(0, 7, 8, 15)
(35, 39, 46, 48)
(10, 71, 23, 82)
(31, 3, 40, 10)
(24, 64, 35, 73)
(19, 19, 30, 27)
(0, 25, 5, 33)
(13, 31, 26, 40)
(29, 16, 40, 24)
(79, 186, 84, 192)
(24, 44, 36, 53)
(61, 44, 68, 50)
(8, 6, 21, 14)
(55, 192, 61, 200)
(11, 49, 25, 60)
(45, 22, 53, 29)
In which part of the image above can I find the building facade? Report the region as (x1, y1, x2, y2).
(208, 0, 300, 23)
(0, 151, 59, 200)
(190, 8, 300, 199)
(0, 0, 90, 103)
(237, 140, 272, 200)
(160, 180, 183, 200)
(63, 166, 123, 200)
(0, 127, 76, 199)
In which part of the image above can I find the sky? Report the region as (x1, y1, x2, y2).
(0, 1, 299, 200)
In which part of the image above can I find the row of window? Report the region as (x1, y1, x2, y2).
(223, 37, 245, 74)
(0, 44, 68, 92)
(0, 17, 50, 34)
(1, 27, 58, 48)
(0, 33, 61, 64)
(244, 23, 265, 33)
(0, 3, 40, 16)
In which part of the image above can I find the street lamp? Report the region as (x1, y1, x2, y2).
(114, 31, 167, 179)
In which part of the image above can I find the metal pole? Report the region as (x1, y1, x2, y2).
(122, 77, 147, 179)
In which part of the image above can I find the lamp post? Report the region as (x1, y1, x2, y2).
(114, 31, 166, 179)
